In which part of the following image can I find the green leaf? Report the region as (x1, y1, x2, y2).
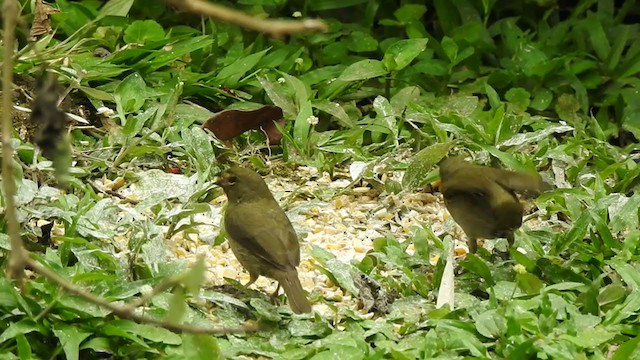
(550, 209, 591, 256)
(608, 260, 640, 292)
(485, 83, 501, 110)
(604, 292, 640, 325)
(0, 321, 40, 343)
(505, 87, 531, 112)
(339, 60, 388, 82)
(52, 324, 92, 360)
(612, 336, 640, 360)
(181, 334, 220, 360)
(560, 326, 615, 348)
(98, 0, 134, 17)
(16, 333, 32, 360)
(383, 38, 428, 71)
(250, 298, 282, 321)
(441, 36, 458, 63)
(586, 13, 611, 61)
(313, 100, 354, 128)
(516, 273, 544, 295)
(475, 310, 507, 339)
(530, 88, 553, 111)
(308, 0, 368, 11)
(460, 254, 495, 286)
(218, 49, 269, 87)
(403, 142, 454, 190)
(345, 31, 378, 52)
(115, 72, 148, 116)
(310, 245, 360, 296)
(123, 20, 165, 44)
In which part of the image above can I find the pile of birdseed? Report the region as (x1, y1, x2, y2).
(167, 165, 464, 314)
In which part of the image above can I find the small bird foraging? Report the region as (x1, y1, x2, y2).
(438, 156, 548, 254)
(217, 166, 312, 314)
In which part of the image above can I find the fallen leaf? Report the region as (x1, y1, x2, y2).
(30, 0, 59, 41)
(202, 105, 285, 145)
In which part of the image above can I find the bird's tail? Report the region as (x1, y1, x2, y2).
(278, 270, 312, 314)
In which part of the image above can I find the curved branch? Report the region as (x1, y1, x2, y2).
(166, 0, 327, 37)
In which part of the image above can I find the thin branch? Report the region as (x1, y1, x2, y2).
(25, 257, 257, 335)
(1, 0, 28, 285)
(166, 0, 327, 37)
(122, 275, 183, 311)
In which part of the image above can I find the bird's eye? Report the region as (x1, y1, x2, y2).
(227, 175, 238, 185)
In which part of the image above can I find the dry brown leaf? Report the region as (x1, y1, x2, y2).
(202, 105, 285, 145)
(30, 0, 59, 41)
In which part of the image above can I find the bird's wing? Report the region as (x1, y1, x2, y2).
(487, 168, 545, 196)
(441, 168, 493, 204)
(224, 199, 300, 270)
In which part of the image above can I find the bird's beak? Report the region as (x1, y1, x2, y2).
(215, 172, 230, 187)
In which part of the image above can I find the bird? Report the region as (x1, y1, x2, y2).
(438, 156, 548, 254)
(217, 166, 312, 314)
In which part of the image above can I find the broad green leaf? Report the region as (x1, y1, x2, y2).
(339, 60, 388, 82)
(604, 292, 640, 325)
(612, 336, 640, 360)
(123, 20, 165, 44)
(308, 0, 368, 11)
(559, 326, 615, 348)
(0, 320, 41, 343)
(98, 0, 134, 17)
(530, 88, 553, 111)
(460, 254, 495, 286)
(145, 36, 212, 71)
(313, 100, 354, 128)
(550, 210, 591, 255)
(53, 324, 91, 360)
(586, 13, 611, 61)
(310, 245, 360, 296)
(257, 74, 297, 117)
(505, 87, 530, 112)
(181, 334, 220, 360)
(115, 72, 148, 116)
(475, 310, 506, 339)
(516, 273, 544, 295)
(441, 36, 458, 63)
(608, 260, 640, 291)
(250, 298, 281, 321)
(345, 31, 378, 52)
(485, 83, 501, 110)
(218, 49, 269, 87)
(383, 38, 428, 71)
(403, 142, 454, 190)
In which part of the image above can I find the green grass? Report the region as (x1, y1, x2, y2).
(1, 0, 640, 358)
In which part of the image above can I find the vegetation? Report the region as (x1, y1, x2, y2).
(1, 0, 639, 358)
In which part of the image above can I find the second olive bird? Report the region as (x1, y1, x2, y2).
(218, 166, 312, 314)
(438, 156, 547, 254)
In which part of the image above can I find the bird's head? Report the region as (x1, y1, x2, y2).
(216, 166, 272, 203)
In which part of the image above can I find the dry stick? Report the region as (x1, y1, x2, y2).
(0, 0, 252, 334)
(1, 0, 28, 285)
(166, 0, 327, 37)
(25, 257, 257, 334)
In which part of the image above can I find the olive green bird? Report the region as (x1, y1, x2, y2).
(438, 156, 549, 254)
(217, 166, 312, 314)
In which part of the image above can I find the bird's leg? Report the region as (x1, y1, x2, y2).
(237, 273, 258, 294)
(493, 233, 514, 261)
(269, 283, 282, 306)
(506, 233, 515, 248)
(467, 237, 478, 254)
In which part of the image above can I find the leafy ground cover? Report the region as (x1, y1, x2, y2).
(1, 0, 640, 358)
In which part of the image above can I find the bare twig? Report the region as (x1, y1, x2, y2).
(25, 257, 257, 334)
(1, 0, 28, 285)
(122, 275, 183, 311)
(166, 0, 327, 37)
